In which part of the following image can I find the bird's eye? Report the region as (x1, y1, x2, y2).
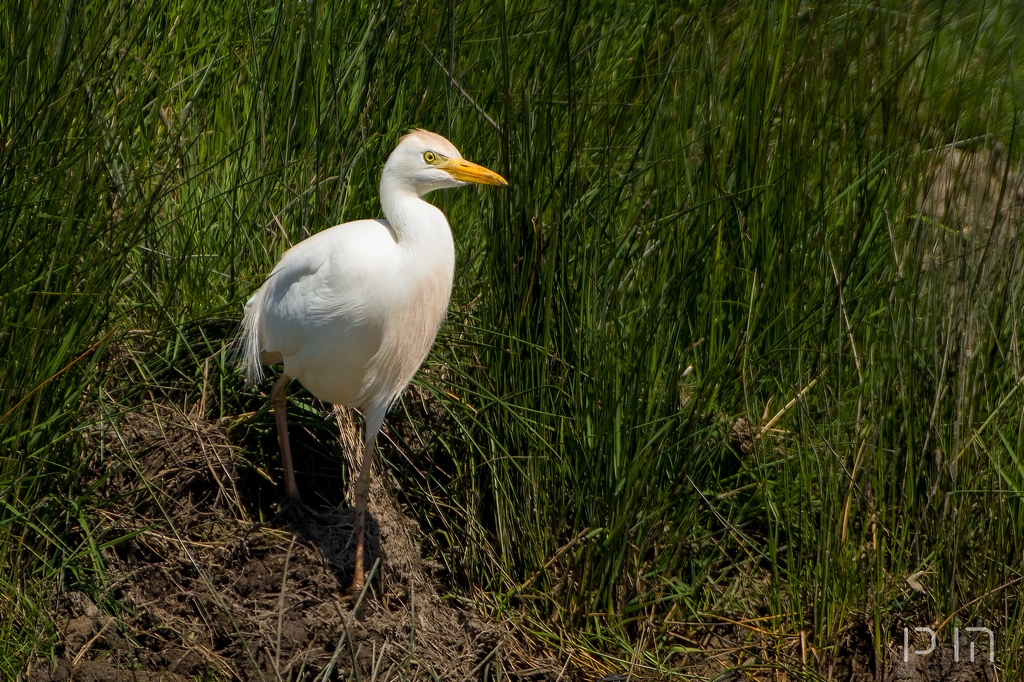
(423, 151, 438, 164)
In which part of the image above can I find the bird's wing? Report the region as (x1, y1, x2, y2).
(240, 219, 398, 384)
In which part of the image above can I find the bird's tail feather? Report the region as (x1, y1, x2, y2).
(239, 286, 267, 385)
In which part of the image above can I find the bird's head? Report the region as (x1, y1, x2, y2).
(382, 130, 508, 197)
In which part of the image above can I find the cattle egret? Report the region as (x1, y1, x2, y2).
(240, 130, 507, 592)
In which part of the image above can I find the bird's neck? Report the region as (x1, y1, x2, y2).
(379, 178, 453, 252)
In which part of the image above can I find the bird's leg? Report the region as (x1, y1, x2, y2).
(249, 373, 326, 539)
(246, 373, 311, 537)
(271, 373, 300, 501)
(350, 437, 374, 593)
(349, 410, 384, 595)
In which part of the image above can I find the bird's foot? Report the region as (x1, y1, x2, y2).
(344, 540, 370, 602)
(247, 497, 323, 540)
(344, 578, 366, 601)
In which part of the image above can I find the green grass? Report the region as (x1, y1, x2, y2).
(3, 0, 1024, 677)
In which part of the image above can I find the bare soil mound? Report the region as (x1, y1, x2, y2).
(25, 402, 560, 681)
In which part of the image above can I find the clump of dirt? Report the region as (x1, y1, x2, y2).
(916, 144, 1024, 278)
(26, 402, 560, 681)
(917, 143, 1023, 238)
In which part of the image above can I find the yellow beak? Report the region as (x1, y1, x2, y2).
(441, 158, 509, 187)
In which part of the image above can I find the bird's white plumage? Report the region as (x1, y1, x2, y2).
(242, 214, 452, 411)
(240, 131, 475, 414)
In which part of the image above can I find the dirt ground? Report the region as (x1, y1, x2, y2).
(22, 399, 1005, 681)
(25, 402, 563, 681)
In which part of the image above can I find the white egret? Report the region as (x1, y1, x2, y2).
(240, 130, 507, 592)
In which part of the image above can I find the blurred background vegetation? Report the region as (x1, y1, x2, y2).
(2, 0, 1023, 676)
